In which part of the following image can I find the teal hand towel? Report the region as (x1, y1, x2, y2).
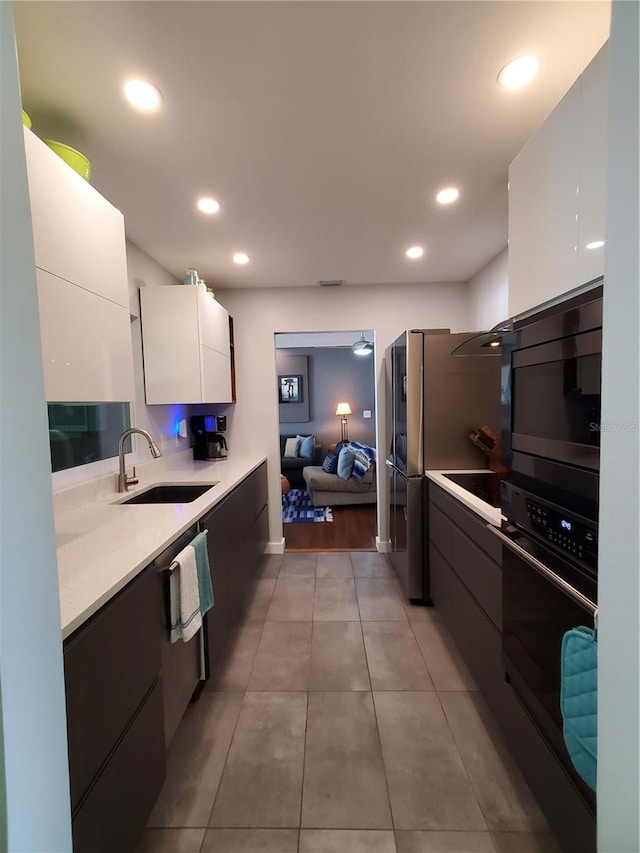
(192, 530, 214, 615)
(560, 625, 597, 791)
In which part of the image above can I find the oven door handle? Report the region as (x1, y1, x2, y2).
(486, 525, 597, 617)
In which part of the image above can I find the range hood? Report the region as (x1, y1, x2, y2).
(451, 319, 513, 356)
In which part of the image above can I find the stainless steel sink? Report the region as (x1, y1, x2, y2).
(116, 483, 218, 505)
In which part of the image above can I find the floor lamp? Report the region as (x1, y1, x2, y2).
(335, 402, 352, 441)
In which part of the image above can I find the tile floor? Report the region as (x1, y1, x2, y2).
(138, 552, 563, 853)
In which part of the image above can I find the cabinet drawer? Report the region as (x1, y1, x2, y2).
(428, 502, 455, 565)
(451, 531, 502, 630)
(430, 544, 504, 706)
(72, 680, 166, 853)
(429, 483, 502, 563)
(64, 568, 161, 810)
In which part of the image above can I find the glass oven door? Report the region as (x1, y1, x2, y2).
(511, 329, 602, 471)
(496, 526, 597, 810)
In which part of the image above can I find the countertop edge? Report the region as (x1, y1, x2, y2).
(425, 470, 504, 527)
(58, 454, 267, 640)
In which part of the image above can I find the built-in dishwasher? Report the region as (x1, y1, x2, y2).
(152, 524, 205, 748)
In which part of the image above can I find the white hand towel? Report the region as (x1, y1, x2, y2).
(169, 543, 202, 643)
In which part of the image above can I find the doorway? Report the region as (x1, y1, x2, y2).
(275, 330, 377, 551)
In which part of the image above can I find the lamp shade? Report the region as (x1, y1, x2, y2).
(335, 402, 352, 416)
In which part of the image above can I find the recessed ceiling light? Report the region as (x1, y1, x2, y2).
(406, 246, 424, 260)
(586, 240, 605, 250)
(436, 187, 460, 205)
(124, 79, 163, 111)
(233, 252, 250, 265)
(197, 197, 220, 215)
(489, 340, 500, 348)
(498, 55, 540, 90)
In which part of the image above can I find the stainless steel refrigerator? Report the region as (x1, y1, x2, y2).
(385, 330, 501, 602)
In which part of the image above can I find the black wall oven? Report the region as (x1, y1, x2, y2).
(501, 283, 603, 525)
(498, 283, 602, 818)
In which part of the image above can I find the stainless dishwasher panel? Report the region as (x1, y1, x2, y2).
(153, 525, 203, 749)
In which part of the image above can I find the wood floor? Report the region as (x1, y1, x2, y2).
(284, 504, 377, 551)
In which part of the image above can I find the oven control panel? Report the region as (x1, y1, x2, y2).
(525, 498, 598, 569)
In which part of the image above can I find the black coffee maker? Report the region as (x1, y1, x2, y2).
(190, 415, 228, 460)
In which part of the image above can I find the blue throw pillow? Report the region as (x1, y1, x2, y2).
(337, 447, 355, 479)
(322, 452, 338, 474)
(297, 434, 315, 459)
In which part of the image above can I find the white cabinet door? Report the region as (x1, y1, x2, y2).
(140, 286, 233, 404)
(200, 346, 233, 404)
(197, 289, 230, 355)
(578, 43, 608, 286)
(37, 269, 135, 402)
(25, 129, 129, 310)
(508, 78, 581, 318)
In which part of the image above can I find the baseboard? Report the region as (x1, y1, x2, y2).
(265, 538, 285, 555)
(376, 537, 391, 553)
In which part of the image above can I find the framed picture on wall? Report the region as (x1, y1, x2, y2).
(279, 375, 303, 403)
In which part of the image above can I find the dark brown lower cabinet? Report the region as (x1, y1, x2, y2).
(200, 462, 268, 677)
(71, 680, 165, 853)
(63, 567, 166, 853)
(428, 482, 596, 853)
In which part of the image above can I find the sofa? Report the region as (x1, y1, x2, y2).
(280, 434, 322, 489)
(303, 461, 377, 507)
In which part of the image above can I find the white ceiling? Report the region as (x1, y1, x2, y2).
(13, 1, 609, 290)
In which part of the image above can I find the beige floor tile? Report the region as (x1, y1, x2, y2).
(202, 828, 299, 852)
(351, 552, 394, 578)
(395, 830, 496, 852)
(208, 622, 264, 691)
(302, 691, 392, 829)
(411, 614, 477, 691)
(354, 577, 407, 621)
(373, 691, 486, 831)
(210, 692, 307, 828)
(266, 576, 315, 621)
(316, 552, 353, 578)
(137, 828, 206, 853)
(362, 622, 434, 691)
(147, 692, 244, 828)
(309, 622, 370, 691)
(259, 554, 284, 579)
(440, 692, 549, 833)
(243, 577, 277, 622)
(313, 577, 360, 621)
(280, 552, 318, 577)
(300, 829, 397, 852)
(247, 621, 312, 691)
(491, 832, 562, 853)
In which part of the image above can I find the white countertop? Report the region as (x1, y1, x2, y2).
(54, 452, 267, 639)
(425, 469, 505, 527)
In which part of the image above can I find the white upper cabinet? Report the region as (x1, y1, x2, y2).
(140, 286, 233, 404)
(577, 43, 608, 286)
(37, 269, 135, 402)
(24, 127, 135, 402)
(24, 129, 129, 309)
(508, 44, 608, 319)
(508, 78, 581, 318)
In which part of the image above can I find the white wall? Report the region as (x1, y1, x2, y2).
(468, 248, 508, 330)
(0, 5, 72, 848)
(216, 281, 471, 550)
(597, 1, 639, 849)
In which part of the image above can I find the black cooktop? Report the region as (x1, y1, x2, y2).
(441, 472, 506, 509)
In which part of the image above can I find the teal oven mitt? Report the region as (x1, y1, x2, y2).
(560, 625, 597, 791)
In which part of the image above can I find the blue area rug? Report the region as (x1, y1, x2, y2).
(282, 489, 333, 523)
